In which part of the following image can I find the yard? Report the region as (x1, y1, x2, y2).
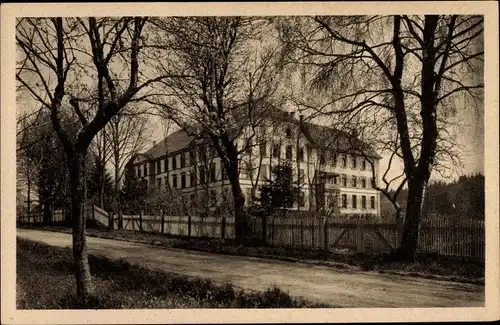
(17, 238, 328, 309)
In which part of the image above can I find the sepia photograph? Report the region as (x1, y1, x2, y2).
(1, 1, 499, 324)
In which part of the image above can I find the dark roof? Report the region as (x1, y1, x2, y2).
(144, 129, 196, 160)
(140, 107, 381, 161)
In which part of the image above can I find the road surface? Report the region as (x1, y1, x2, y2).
(17, 229, 484, 308)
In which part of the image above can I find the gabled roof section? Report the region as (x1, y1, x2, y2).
(144, 129, 197, 160)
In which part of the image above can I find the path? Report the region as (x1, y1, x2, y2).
(17, 229, 484, 308)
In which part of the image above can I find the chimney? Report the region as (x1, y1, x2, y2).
(290, 112, 295, 119)
(153, 140, 157, 146)
(299, 114, 304, 123)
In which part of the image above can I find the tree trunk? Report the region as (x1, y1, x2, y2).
(68, 151, 93, 303)
(226, 158, 249, 242)
(396, 177, 427, 262)
(43, 201, 52, 224)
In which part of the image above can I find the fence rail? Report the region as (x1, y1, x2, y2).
(18, 207, 485, 260)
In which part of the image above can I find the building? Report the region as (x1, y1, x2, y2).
(131, 109, 382, 217)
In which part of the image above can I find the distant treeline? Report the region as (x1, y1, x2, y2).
(381, 174, 484, 220)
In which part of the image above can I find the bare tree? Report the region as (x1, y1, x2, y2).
(147, 17, 283, 241)
(16, 17, 173, 303)
(107, 107, 150, 213)
(277, 15, 483, 261)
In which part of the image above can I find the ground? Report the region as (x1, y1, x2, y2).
(17, 229, 484, 308)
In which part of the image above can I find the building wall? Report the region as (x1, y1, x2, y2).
(133, 120, 381, 217)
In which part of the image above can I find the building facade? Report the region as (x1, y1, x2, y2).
(131, 109, 382, 217)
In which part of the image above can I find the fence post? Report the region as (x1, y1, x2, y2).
(356, 219, 365, 253)
(323, 217, 328, 250)
(108, 211, 114, 231)
(161, 209, 165, 234)
(221, 216, 226, 239)
(118, 210, 123, 230)
(300, 218, 304, 248)
(262, 215, 267, 244)
(188, 215, 192, 237)
(139, 210, 143, 231)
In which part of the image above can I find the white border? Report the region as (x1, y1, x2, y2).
(1, 2, 499, 324)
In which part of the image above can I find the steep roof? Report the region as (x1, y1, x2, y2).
(144, 129, 196, 160)
(140, 108, 382, 161)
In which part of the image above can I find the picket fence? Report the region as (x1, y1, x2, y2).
(18, 206, 485, 260)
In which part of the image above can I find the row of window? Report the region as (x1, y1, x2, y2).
(154, 163, 229, 190)
(341, 194, 376, 209)
(250, 142, 371, 170)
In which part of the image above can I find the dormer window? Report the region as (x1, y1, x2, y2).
(286, 127, 292, 139)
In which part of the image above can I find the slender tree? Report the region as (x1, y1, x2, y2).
(147, 17, 284, 241)
(16, 17, 173, 303)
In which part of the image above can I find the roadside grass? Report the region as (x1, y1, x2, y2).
(19, 224, 484, 285)
(17, 238, 329, 309)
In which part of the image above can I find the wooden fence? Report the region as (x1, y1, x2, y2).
(18, 207, 485, 260)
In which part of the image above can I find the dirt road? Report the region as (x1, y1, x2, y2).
(17, 229, 484, 308)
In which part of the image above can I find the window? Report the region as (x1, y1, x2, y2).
(361, 177, 367, 188)
(286, 127, 292, 139)
(199, 167, 206, 184)
(342, 175, 347, 187)
(210, 163, 216, 182)
(172, 174, 178, 188)
(181, 172, 186, 189)
(172, 155, 177, 169)
(245, 188, 252, 203)
(190, 193, 196, 205)
(299, 192, 305, 207)
(370, 196, 376, 209)
(210, 189, 218, 207)
(260, 142, 267, 157)
(164, 158, 168, 172)
(189, 150, 196, 165)
(260, 165, 268, 180)
(297, 147, 304, 162)
(361, 158, 367, 170)
(362, 195, 367, 209)
(137, 167, 142, 178)
(144, 164, 148, 176)
(341, 154, 347, 167)
(298, 169, 305, 183)
(221, 165, 228, 180)
(352, 195, 357, 209)
(332, 153, 337, 166)
(190, 171, 196, 187)
(351, 176, 357, 188)
(285, 145, 292, 160)
(156, 161, 161, 174)
(272, 144, 280, 158)
(319, 153, 326, 165)
(180, 153, 186, 168)
(199, 145, 207, 161)
(156, 178, 161, 188)
(164, 177, 168, 187)
(342, 194, 348, 208)
(352, 156, 357, 169)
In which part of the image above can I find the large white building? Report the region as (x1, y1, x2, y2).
(131, 109, 382, 217)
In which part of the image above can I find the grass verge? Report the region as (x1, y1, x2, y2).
(19, 224, 484, 285)
(17, 238, 329, 309)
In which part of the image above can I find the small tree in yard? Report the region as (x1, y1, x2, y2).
(120, 162, 148, 215)
(259, 162, 299, 218)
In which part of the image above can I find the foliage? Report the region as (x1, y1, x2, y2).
(120, 162, 148, 214)
(257, 162, 299, 216)
(86, 156, 114, 211)
(382, 173, 485, 220)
